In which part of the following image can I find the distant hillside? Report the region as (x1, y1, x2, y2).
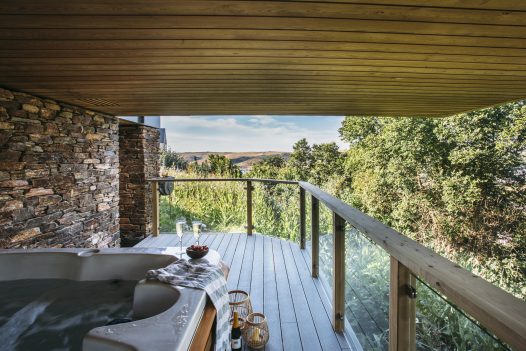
(178, 151, 290, 170)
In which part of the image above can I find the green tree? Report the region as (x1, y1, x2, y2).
(339, 102, 526, 298)
(160, 148, 188, 170)
(246, 155, 286, 179)
(288, 138, 313, 181)
(310, 142, 343, 186)
(187, 159, 211, 177)
(207, 154, 242, 178)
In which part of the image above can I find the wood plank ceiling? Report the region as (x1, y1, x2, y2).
(0, 0, 525, 117)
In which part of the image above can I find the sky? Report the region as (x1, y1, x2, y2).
(161, 115, 346, 152)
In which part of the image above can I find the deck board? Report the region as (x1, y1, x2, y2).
(250, 234, 264, 312)
(216, 233, 233, 258)
(289, 241, 345, 351)
(227, 234, 248, 289)
(237, 234, 256, 293)
(222, 233, 240, 268)
(271, 238, 297, 324)
(263, 235, 283, 351)
(136, 233, 350, 351)
(281, 239, 323, 351)
(301, 248, 352, 350)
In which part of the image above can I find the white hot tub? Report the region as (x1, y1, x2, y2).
(0, 247, 220, 351)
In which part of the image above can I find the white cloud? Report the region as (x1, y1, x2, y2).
(161, 116, 345, 152)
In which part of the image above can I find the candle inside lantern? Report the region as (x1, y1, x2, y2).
(252, 327, 260, 343)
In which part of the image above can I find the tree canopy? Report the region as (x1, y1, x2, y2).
(160, 148, 188, 170)
(339, 102, 526, 297)
(186, 154, 242, 178)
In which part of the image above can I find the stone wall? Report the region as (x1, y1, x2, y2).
(0, 87, 120, 248)
(119, 123, 160, 246)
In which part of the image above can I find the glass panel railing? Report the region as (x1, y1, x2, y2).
(317, 212, 390, 351)
(318, 202, 334, 293)
(252, 182, 300, 242)
(160, 180, 246, 233)
(159, 178, 302, 242)
(415, 278, 510, 351)
(345, 226, 390, 351)
(305, 193, 312, 244)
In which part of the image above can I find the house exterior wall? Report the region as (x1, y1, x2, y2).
(0, 87, 120, 248)
(119, 123, 160, 246)
(119, 116, 161, 128)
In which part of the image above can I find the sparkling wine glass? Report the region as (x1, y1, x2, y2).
(176, 217, 186, 254)
(192, 220, 202, 245)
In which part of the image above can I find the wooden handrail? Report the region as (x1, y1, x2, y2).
(299, 181, 526, 351)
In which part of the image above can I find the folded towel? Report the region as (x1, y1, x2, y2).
(147, 259, 231, 351)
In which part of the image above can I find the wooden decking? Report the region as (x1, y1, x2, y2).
(136, 233, 351, 351)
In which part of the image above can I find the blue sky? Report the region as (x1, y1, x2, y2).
(161, 115, 345, 152)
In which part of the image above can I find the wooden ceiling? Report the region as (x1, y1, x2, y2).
(0, 0, 525, 117)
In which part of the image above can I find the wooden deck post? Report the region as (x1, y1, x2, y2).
(389, 257, 416, 351)
(152, 181, 159, 236)
(332, 212, 345, 332)
(299, 187, 306, 249)
(246, 180, 253, 235)
(311, 195, 320, 277)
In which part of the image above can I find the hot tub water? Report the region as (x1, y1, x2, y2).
(0, 279, 137, 351)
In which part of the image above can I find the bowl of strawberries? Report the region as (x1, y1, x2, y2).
(186, 244, 209, 259)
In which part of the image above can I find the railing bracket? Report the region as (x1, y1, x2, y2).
(405, 284, 417, 299)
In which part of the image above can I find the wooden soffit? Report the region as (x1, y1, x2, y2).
(0, 0, 525, 117)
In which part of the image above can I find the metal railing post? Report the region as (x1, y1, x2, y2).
(332, 212, 345, 332)
(299, 187, 306, 249)
(152, 181, 159, 236)
(389, 257, 416, 351)
(246, 180, 253, 235)
(311, 195, 320, 277)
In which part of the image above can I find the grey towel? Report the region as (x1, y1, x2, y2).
(146, 259, 231, 351)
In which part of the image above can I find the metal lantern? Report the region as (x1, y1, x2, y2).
(242, 313, 269, 349)
(158, 176, 174, 196)
(228, 290, 253, 323)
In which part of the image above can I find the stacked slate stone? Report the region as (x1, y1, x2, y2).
(0, 87, 120, 249)
(119, 124, 160, 246)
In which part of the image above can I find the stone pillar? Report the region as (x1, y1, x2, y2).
(0, 87, 120, 248)
(119, 122, 160, 246)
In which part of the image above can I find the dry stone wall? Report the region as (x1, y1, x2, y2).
(119, 123, 160, 246)
(0, 87, 120, 248)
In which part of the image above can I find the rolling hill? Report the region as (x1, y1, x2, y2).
(178, 151, 290, 170)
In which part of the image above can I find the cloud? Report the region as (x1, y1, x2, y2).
(161, 115, 345, 152)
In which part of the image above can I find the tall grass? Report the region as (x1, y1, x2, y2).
(160, 175, 246, 233)
(160, 170, 301, 241)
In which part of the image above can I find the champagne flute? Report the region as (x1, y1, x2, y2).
(176, 217, 186, 254)
(192, 220, 202, 245)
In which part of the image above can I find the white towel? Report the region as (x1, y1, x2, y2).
(146, 259, 231, 351)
